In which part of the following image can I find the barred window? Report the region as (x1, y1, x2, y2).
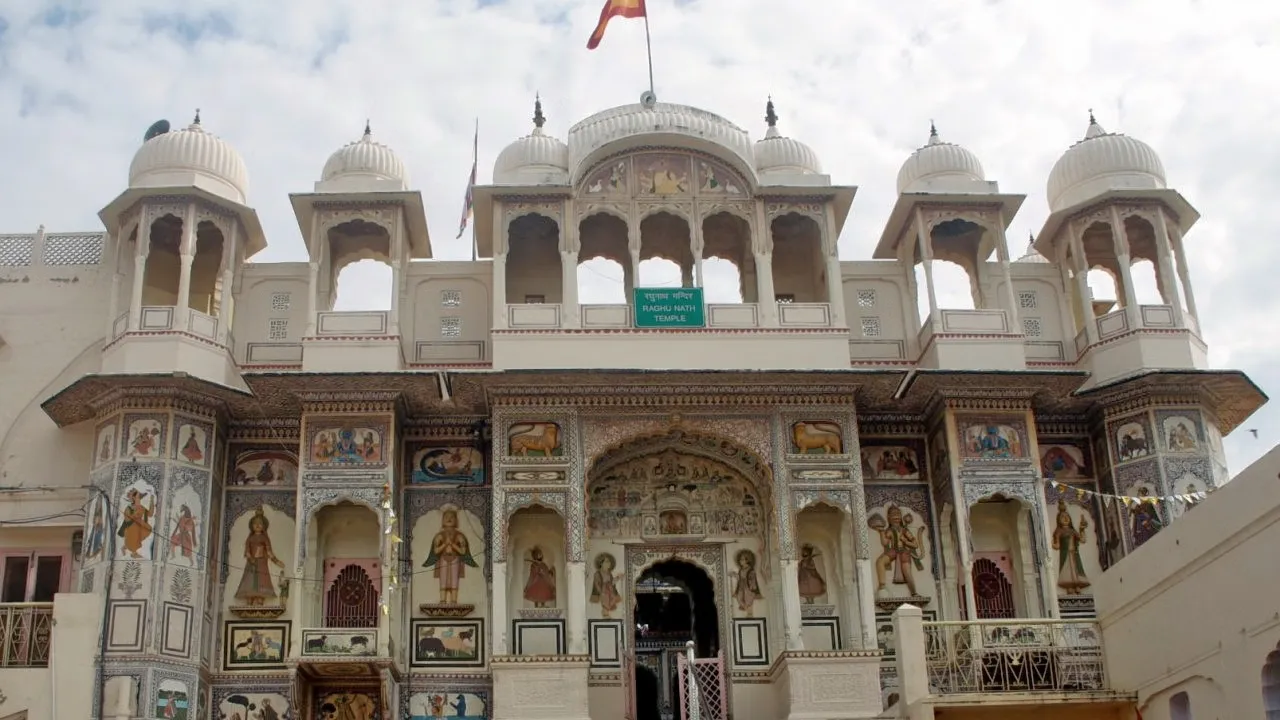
(857, 289, 877, 307)
(270, 292, 291, 312)
(441, 317, 462, 337)
(441, 290, 462, 307)
(1018, 290, 1038, 309)
(1022, 317, 1043, 337)
(268, 319, 289, 340)
(861, 316, 881, 337)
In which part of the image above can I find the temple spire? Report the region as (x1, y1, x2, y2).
(765, 96, 777, 128)
(533, 94, 545, 130)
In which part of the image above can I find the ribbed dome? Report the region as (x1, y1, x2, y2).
(896, 125, 985, 194)
(321, 124, 408, 186)
(754, 100, 821, 175)
(567, 101, 754, 180)
(1046, 115, 1166, 213)
(128, 113, 248, 204)
(494, 98, 569, 184)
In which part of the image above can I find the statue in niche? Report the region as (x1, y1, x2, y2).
(590, 552, 622, 617)
(234, 508, 286, 606)
(868, 505, 924, 597)
(421, 508, 478, 605)
(797, 543, 827, 604)
(732, 549, 762, 615)
(1052, 501, 1090, 594)
(523, 546, 557, 608)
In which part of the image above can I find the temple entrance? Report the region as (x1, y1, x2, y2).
(634, 560, 719, 720)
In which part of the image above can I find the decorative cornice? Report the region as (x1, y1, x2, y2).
(89, 385, 226, 420)
(312, 199, 407, 211)
(1034, 415, 1090, 437)
(295, 390, 404, 415)
(490, 653, 591, 665)
(226, 417, 301, 442)
(488, 384, 860, 409)
(401, 415, 488, 441)
(858, 413, 927, 436)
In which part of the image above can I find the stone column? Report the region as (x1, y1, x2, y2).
(754, 252, 778, 327)
(216, 221, 239, 346)
(780, 558, 805, 651)
(105, 227, 122, 340)
(1067, 223, 1098, 346)
(627, 226, 642, 301)
(690, 214, 705, 288)
(566, 560, 587, 654)
(1168, 223, 1200, 321)
(493, 202, 508, 329)
(389, 210, 405, 334)
(491, 561, 509, 656)
(994, 218, 1020, 329)
(823, 204, 846, 326)
(892, 605, 934, 720)
(1109, 206, 1141, 313)
(128, 208, 150, 331)
(914, 209, 940, 325)
(855, 558, 877, 649)
(944, 414, 978, 620)
(1153, 210, 1187, 326)
(176, 203, 197, 319)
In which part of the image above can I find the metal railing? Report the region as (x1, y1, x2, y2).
(0, 603, 54, 667)
(922, 619, 1106, 694)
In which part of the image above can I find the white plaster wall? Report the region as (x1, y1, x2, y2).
(406, 264, 492, 363)
(233, 262, 309, 361)
(1094, 444, 1280, 719)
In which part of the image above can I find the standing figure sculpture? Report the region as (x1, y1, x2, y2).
(1051, 501, 1091, 594)
(234, 508, 285, 606)
(796, 543, 827, 604)
(868, 505, 924, 597)
(422, 508, 478, 605)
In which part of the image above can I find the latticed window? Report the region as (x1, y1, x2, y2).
(270, 292, 291, 312)
(857, 289, 877, 307)
(861, 317, 881, 337)
(324, 563, 378, 628)
(0, 236, 34, 266)
(42, 233, 104, 265)
(441, 290, 462, 307)
(1022, 317, 1043, 337)
(268, 319, 288, 340)
(1018, 290, 1038, 309)
(441, 317, 462, 337)
(973, 558, 1016, 619)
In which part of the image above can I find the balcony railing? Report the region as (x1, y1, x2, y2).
(922, 619, 1105, 694)
(0, 603, 53, 667)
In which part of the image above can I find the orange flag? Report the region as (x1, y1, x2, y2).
(587, 0, 647, 50)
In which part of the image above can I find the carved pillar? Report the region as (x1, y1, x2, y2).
(128, 207, 150, 331)
(993, 217, 1020, 329)
(1108, 206, 1140, 312)
(1153, 210, 1187, 327)
(627, 226, 641, 300)
(823, 203, 846, 325)
(754, 203, 779, 327)
(106, 225, 122, 339)
(780, 558, 805, 651)
(691, 213, 705, 288)
(944, 414, 977, 622)
(561, 202, 580, 328)
(566, 561, 587, 654)
(306, 213, 321, 336)
(493, 201, 508, 329)
(176, 203, 197, 316)
(914, 208, 940, 325)
(491, 559, 509, 656)
(1167, 221, 1199, 321)
(389, 209, 405, 334)
(216, 221, 239, 345)
(1067, 223, 1098, 346)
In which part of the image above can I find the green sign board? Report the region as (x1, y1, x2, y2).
(633, 287, 706, 328)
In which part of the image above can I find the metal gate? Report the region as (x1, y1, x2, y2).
(623, 650, 637, 720)
(676, 645, 727, 720)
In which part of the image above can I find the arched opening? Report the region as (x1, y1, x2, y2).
(311, 502, 382, 628)
(578, 212, 629, 304)
(507, 505, 566, 655)
(634, 559, 718, 720)
(1170, 690, 1192, 720)
(926, 218, 987, 311)
(1123, 215, 1164, 306)
(770, 213, 825, 303)
(141, 214, 182, 306)
(635, 664, 662, 720)
(506, 213, 562, 305)
(639, 212, 693, 287)
(923, 259, 976, 316)
(1086, 267, 1118, 306)
(702, 212, 751, 303)
(328, 219, 392, 311)
(1263, 643, 1280, 718)
(189, 221, 225, 315)
(968, 496, 1039, 619)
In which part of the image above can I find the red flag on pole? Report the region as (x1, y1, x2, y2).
(587, 0, 647, 50)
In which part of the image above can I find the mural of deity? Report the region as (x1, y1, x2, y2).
(797, 543, 827, 604)
(126, 419, 163, 459)
(411, 692, 486, 720)
(168, 504, 198, 564)
(177, 424, 206, 465)
(85, 495, 106, 560)
(584, 159, 627, 194)
(862, 446, 920, 480)
(1052, 501, 1091, 594)
(96, 425, 115, 466)
(591, 552, 622, 617)
(1129, 487, 1164, 547)
(868, 505, 925, 597)
(234, 508, 286, 606)
(963, 423, 1022, 460)
(732, 549, 762, 614)
(638, 155, 690, 195)
(411, 446, 485, 486)
(523, 546, 557, 608)
(319, 691, 378, 720)
(312, 426, 383, 464)
(117, 486, 156, 559)
(1041, 444, 1090, 479)
(230, 449, 297, 487)
(1163, 416, 1200, 452)
(219, 693, 288, 720)
(421, 508, 478, 605)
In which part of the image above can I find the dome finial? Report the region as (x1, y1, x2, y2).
(1084, 108, 1106, 139)
(533, 94, 545, 130)
(193, 108, 201, 125)
(928, 119, 939, 144)
(765, 96, 777, 128)
(363, 118, 372, 138)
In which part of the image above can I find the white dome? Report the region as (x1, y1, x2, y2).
(567, 101, 755, 181)
(754, 100, 821, 175)
(494, 99, 569, 184)
(1046, 116, 1166, 213)
(128, 114, 248, 204)
(321, 124, 408, 187)
(896, 125, 985, 194)
(1016, 236, 1050, 264)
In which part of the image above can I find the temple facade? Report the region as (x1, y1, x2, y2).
(0, 94, 1269, 720)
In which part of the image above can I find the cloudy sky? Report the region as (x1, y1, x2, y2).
(1, 0, 1277, 471)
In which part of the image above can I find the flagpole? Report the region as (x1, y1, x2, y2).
(643, 7, 655, 96)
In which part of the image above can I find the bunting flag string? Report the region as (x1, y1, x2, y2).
(1045, 478, 1209, 512)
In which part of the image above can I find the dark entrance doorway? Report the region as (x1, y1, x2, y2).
(633, 560, 718, 720)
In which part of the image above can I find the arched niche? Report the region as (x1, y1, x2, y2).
(189, 220, 225, 315)
(770, 212, 826, 303)
(966, 494, 1039, 619)
(578, 211, 629, 304)
(312, 501, 383, 628)
(702, 211, 751, 302)
(794, 502, 855, 650)
(223, 504, 296, 617)
(412, 503, 488, 612)
(506, 213, 562, 305)
(327, 219, 392, 311)
(922, 217, 992, 310)
(638, 211, 692, 287)
(507, 504, 567, 653)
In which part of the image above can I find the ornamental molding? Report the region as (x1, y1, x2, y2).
(764, 201, 824, 222)
(487, 384, 860, 409)
(401, 415, 488, 441)
(575, 200, 629, 225)
(919, 206, 1001, 233)
(504, 200, 564, 224)
(316, 204, 400, 236)
(858, 414, 927, 437)
(696, 200, 752, 224)
(89, 386, 226, 419)
(295, 390, 404, 415)
(227, 417, 301, 441)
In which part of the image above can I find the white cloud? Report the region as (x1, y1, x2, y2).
(1, 0, 1276, 471)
